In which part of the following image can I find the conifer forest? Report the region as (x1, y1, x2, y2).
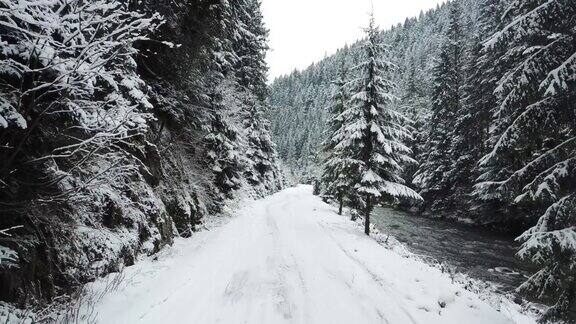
(0, 0, 575, 323)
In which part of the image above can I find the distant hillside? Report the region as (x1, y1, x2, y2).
(267, 0, 478, 180)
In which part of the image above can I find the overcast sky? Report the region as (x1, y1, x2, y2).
(261, 0, 447, 82)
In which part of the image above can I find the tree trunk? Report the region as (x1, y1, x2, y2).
(338, 193, 343, 215)
(364, 196, 372, 235)
(313, 180, 320, 196)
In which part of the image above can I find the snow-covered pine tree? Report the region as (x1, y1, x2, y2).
(198, 0, 260, 202)
(233, 0, 269, 101)
(229, 0, 282, 194)
(242, 94, 282, 193)
(414, 1, 466, 212)
(474, 1, 576, 321)
(469, 0, 508, 158)
(398, 66, 428, 189)
(447, 33, 490, 212)
(470, 0, 517, 223)
(320, 59, 352, 215)
(203, 80, 244, 201)
(204, 1, 237, 79)
(343, 13, 422, 235)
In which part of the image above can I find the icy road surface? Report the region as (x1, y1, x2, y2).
(90, 185, 533, 324)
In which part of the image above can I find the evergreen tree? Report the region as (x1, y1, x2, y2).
(399, 66, 428, 188)
(233, 0, 269, 101)
(414, 1, 466, 212)
(342, 14, 422, 235)
(447, 34, 486, 213)
(470, 0, 517, 223)
(198, 0, 281, 202)
(242, 95, 282, 193)
(232, 0, 281, 194)
(474, 1, 576, 321)
(320, 59, 352, 215)
(203, 81, 243, 200)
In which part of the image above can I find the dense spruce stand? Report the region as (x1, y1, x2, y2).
(0, 0, 574, 322)
(0, 0, 283, 307)
(413, 1, 467, 212)
(474, 1, 576, 321)
(270, 0, 575, 322)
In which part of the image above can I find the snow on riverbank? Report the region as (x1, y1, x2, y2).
(77, 185, 536, 323)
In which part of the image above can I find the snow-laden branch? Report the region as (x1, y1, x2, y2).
(0, 225, 23, 237)
(0, 0, 163, 201)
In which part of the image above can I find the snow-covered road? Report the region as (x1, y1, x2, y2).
(90, 185, 533, 324)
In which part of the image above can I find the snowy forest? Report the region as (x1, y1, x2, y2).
(0, 0, 574, 323)
(0, 0, 284, 318)
(269, 0, 575, 322)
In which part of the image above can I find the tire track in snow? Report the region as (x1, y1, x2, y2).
(281, 204, 313, 324)
(264, 198, 298, 320)
(266, 196, 312, 322)
(281, 193, 396, 324)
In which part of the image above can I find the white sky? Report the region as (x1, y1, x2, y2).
(261, 0, 447, 82)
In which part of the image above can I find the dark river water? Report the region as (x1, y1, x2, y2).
(371, 207, 537, 296)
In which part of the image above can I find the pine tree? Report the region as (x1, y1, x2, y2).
(342, 13, 422, 235)
(447, 34, 488, 213)
(231, 0, 281, 194)
(242, 94, 281, 193)
(203, 81, 243, 200)
(399, 66, 428, 188)
(474, 1, 576, 321)
(233, 0, 269, 101)
(320, 59, 352, 215)
(198, 0, 282, 202)
(470, 0, 516, 223)
(414, 1, 466, 212)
